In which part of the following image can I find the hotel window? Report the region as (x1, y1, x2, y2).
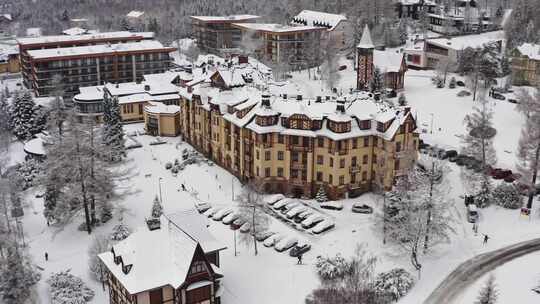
(373, 137, 378, 146)
(256, 167, 260, 176)
(292, 152, 299, 162)
(277, 167, 284, 177)
(330, 157, 334, 167)
(362, 171, 367, 181)
(351, 174, 356, 183)
(278, 151, 284, 160)
(316, 172, 323, 181)
(352, 156, 357, 166)
(363, 155, 368, 164)
(318, 138, 324, 147)
(396, 142, 402, 152)
(317, 155, 323, 165)
(364, 137, 369, 147)
(329, 174, 333, 184)
(291, 169, 299, 178)
(265, 151, 271, 161)
(395, 160, 400, 170)
(278, 135, 284, 144)
(265, 167, 271, 177)
(291, 136, 299, 145)
(340, 159, 345, 168)
(189, 261, 206, 274)
(339, 175, 344, 185)
(256, 150, 260, 160)
(352, 139, 358, 149)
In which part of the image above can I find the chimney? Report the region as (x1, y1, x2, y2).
(296, 95, 302, 101)
(144, 84, 150, 91)
(115, 82, 119, 88)
(261, 92, 271, 108)
(187, 86, 193, 93)
(336, 98, 346, 113)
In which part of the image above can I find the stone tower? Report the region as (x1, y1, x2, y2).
(356, 25, 375, 91)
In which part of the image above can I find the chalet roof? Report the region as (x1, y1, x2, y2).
(213, 68, 246, 88)
(357, 25, 374, 49)
(426, 30, 503, 51)
(190, 15, 260, 22)
(26, 40, 174, 60)
(62, 27, 88, 36)
(232, 23, 326, 34)
(516, 43, 540, 61)
(98, 212, 224, 295)
(127, 10, 145, 18)
(374, 50, 404, 73)
(145, 101, 181, 114)
(291, 10, 347, 31)
(17, 31, 153, 45)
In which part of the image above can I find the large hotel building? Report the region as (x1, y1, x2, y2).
(17, 31, 175, 97)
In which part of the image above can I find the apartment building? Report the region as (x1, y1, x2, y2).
(511, 43, 540, 87)
(291, 10, 348, 49)
(171, 69, 418, 200)
(16, 31, 173, 97)
(231, 23, 325, 69)
(190, 15, 260, 56)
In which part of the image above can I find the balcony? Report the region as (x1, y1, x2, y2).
(350, 165, 361, 173)
(290, 162, 307, 170)
(290, 145, 311, 152)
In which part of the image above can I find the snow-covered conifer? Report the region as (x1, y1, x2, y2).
(491, 183, 523, 209)
(151, 195, 162, 218)
(110, 223, 131, 241)
(475, 275, 498, 304)
(102, 94, 125, 162)
(374, 268, 415, 301)
(0, 243, 41, 304)
(9, 90, 40, 140)
(47, 270, 94, 304)
(315, 186, 328, 203)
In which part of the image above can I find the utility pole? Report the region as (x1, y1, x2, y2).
(158, 177, 163, 204)
(430, 113, 434, 134)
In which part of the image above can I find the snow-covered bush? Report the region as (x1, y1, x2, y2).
(315, 254, 349, 282)
(374, 268, 415, 301)
(110, 224, 131, 241)
(47, 270, 95, 304)
(151, 195, 162, 218)
(492, 183, 523, 209)
(88, 234, 110, 283)
(165, 162, 173, 170)
(100, 203, 113, 223)
(15, 159, 43, 190)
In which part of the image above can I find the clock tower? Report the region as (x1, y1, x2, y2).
(356, 25, 374, 91)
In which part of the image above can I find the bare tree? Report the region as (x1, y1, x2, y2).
(236, 180, 269, 255)
(515, 88, 539, 119)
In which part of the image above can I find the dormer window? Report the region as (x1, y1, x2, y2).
(189, 261, 206, 275)
(114, 255, 122, 265)
(359, 120, 371, 130)
(122, 264, 133, 275)
(377, 122, 385, 132)
(328, 120, 351, 133)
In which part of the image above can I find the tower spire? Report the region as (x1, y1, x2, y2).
(357, 24, 374, 49)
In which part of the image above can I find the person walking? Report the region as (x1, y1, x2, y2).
(297, 254, 303, 265)
(483, 234, 489, 245)
(45, 252, 48, 261)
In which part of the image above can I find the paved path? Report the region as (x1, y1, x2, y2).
(424, 237, 540, 304)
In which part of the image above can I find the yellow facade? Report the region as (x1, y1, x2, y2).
(178, 92, 419, 200)
(0, 55, 20, 73)
(511, 49, 540, 87)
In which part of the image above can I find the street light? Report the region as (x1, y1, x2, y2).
(158, 177, 163, 204)
(430, 113, 434, 134)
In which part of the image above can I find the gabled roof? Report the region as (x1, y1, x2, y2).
(374, 50, 405, 73)
(212, 68, 246, 88)
(62, 27, 88, 36)
(127, 10, 145, 18)
(190, 15, 260, 23)
(357, 25, 374, 49)
(98, 212, 224, 295)
(291, 10, 347, 31)
(516, 43, 540, 61)
(232, 23, 326, 34)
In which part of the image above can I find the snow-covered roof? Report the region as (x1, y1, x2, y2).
(1, 14, 12, 21)
(374, 50, 404, 73)
(357, 25, 374, 49)
(17, 31, 149, 45)
(145, 101, 180, 115)
(98, 212, 224, 295)
(166, 210, 227, 253)
(516, 43, 540, 61)
(26, 28, 42, 37)
(398, 0, 436, 5)
(426, 30, 503, 51)
(213, 68, 246, 87)
(143, 71, 191, 83)
(291, 10, 347, 31)
(232, 23, 326, 33)
(190, 15, 260, 22)
(62, 27, 88, 36)
(23, 138, 46, 156)
(26, 40, 173, 60)
(127, 10, 145, 18)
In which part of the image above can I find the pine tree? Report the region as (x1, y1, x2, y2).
(315, 186, 328, 203)
(398, 93, 407, 106)
(475, 275, 498, 304)
(102, 94, 125, 162)
(370, 67, 385, 93)
(9, 90, 40, 140)
(0, 93, 9, 132)
(0, 244, 41, 304)
(151, 195, 162, 218)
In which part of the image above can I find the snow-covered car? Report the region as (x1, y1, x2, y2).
(195, 202, 211, 214)
(255, 231, 275, 242)
(457, 90, 471, 97)
(352, 203, 373, 214)
(275, 236, 298, 252)
(289, 243, 311, 257)
(312, 220, 335, 234)
(281, 202, 300, 214)
(265, 194, 285, 206)
(320, 201, 343, 210)
(204, 207, 219, 218)
(301, 215, 325, 229)
(273, 199, 292, 210)
(222, 212, 240, 225)
(231, 217, 246, 230)
(263, 233, 285, 247)
(239, 222, 251, 233)
(286, 206, 307, 219)
(294, 210, 314, 223)
(212, 208, 233, 221)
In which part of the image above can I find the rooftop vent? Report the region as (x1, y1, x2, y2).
(144, 84, 150, 91)
(336, 99, 346, 113)
(261, 92, 271, 108)
(297, 95, 302, 101)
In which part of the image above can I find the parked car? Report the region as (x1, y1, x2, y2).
(212, 208, 233, 221)
(289, 243, 311, 257)
(507, 98, 519, 104)
(444, 150, 458, 159)
(286, 206, 308, 219)
(385, 88, 397, 98)
(255, 231, 275, 242)
(195, 202, 211, 214)
(281, 202, 301, 214)
(231, 217, 246, 230)
(294, 210, 314, 223)
(273, 199, 292, 211)
(275, 236, 299, 252)
(301, 215, 325, 229)
(266, 194, 285, 206)
(491, 92, 506, 100)
(456, 80, 466, 87)
(467, 204, 479, 223)
(312, 220, 335, 234)
(352, 203, 373, 214)
(320, 201, 344, 210)
(263, 233, 285, 247)
(491, 168, 512, 179)
(457, 90, 471, 97)
(222, 212, 240, 225)
(338, 65, 347, 71)
(204, 207, 219, 218)
(239, 222, 251, 233)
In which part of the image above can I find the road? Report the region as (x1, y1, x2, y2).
(424, 237, 540, 304)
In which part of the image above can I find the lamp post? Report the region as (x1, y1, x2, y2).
(158, 177, 163, 204)
(430, 113, 434, 134)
